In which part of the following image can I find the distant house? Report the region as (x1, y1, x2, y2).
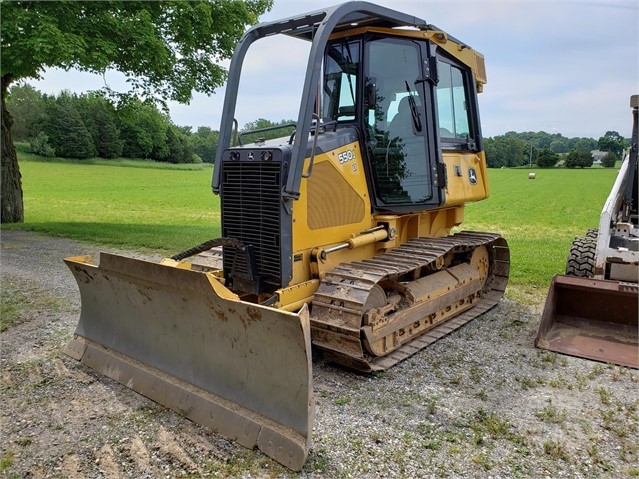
(591, 150, 607, 165)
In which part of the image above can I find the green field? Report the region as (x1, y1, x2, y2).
(6, 154, 618, 302)
(462, 166, 617, 301)
(8, 154, 220, 250)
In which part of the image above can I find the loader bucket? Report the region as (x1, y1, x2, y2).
(536, 275, 638, 368)
(64, 253, 313, 470)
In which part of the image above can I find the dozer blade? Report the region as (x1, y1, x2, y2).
(64, 253, 313, 470)
(536, 275, 638, 368)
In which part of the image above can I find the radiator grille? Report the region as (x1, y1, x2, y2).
(221, 160, 282, 291)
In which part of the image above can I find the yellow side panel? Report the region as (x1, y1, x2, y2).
(288, 143, 488, 286)
(442, 151, 490, 207)
(291, 141, 375, 285)
(307, 161, 366, 229)
(294, 141, 374, 252)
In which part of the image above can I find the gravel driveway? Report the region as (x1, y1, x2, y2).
(1, 230, 637, 478)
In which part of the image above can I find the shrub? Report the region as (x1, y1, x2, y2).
(601, 151, 619, 168)
(565, 149, 593, 168)
(29, 132, 55, 157)
(536, 148, 559, 167)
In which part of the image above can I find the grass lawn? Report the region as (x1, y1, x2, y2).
(8, 153, 220, 251)
(463, 166, 617, 301)
(6, 154, 619, 302)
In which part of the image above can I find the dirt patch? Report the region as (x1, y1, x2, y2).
(1, 230, 637, 478)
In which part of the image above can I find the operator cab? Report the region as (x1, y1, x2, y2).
(321, 32, 483, 212)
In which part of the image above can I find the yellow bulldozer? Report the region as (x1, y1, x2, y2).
(536, 95, 638, 369)
(64, 2, 510, 470)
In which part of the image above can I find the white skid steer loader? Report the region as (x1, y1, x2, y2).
(536, 95, 639, 369)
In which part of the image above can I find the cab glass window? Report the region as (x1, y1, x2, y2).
(365, 37, 432, 205)
(322, 41, 360, 122)
(436, 61, 471, 140)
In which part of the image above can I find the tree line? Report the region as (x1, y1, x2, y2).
(484, 130, 628, 169)
(9, 84, 219, 164)
(10, 83, 629, 170)
(9, 84, 297, 164)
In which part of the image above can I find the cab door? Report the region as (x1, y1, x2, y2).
(364, 36, 444, 210)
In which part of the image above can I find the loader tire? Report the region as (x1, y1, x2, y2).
(585, 228, 599, 239)
(565, 231, 597, 277)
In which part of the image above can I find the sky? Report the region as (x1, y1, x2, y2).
(26, 0, 639, 139)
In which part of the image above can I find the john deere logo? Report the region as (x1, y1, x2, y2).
(468, 167, 478, 185)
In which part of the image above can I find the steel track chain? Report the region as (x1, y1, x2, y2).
(310, 231, 510, 371)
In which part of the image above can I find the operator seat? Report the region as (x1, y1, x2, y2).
(388, 96, 419, 139)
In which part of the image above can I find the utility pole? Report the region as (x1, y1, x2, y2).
(529, 143, 533, 167)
